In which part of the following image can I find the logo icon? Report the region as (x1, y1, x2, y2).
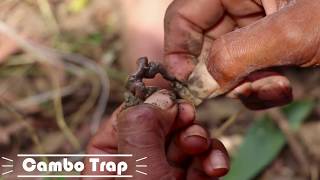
(1, 157, 14, 176)
(1, 154, 148, 178)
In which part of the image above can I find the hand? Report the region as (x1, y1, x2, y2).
(164, 0, 320, 109)
(84, 90, 229, 179)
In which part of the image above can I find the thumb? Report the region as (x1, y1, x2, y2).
(117, 90, 177, 179)
(205, 0, 320, 94)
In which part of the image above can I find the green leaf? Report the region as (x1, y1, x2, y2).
(225, 100, 314, 180)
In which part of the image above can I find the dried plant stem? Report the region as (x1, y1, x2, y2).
(50, 73, 81, 150)
(268, 109, 310, 175)
(37, 0, 60, 34)
(0, 20, 80, 150)
(0, 99, 47, 163)
(213, 111, 240, 138)
(12, 79, 83, 110)
(0, 21, 110, 134)
(60, 53, 109, 133)
(70, 75, 100, 129)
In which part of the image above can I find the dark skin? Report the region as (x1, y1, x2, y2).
(164, 0, 320, 110)
(86, 0, 320, 179)
(85, 59, 229, 180)
(84, 90, 229, 180)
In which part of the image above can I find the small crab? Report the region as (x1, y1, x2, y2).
(125, 57, 205, 107)
(124, 57, 176, 107)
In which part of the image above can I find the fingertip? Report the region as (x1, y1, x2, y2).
(179, 125, 210, 155)
(229, 72, 293, 110)
(118, 90, 179, 137)
(242, 75, 293, 110)
(182, 136, 209, 154)
(227, 82, 253, 99)
(172, 100, 196, 130)
(118, 104, 160, 126)
(144, 89, 176, 110)
(164, 53, 196, 82)
(203, 139, 229, 177)
(256, 80, 293, 104)
(251, 75, 292, 100)
(203, 150, 229, 177)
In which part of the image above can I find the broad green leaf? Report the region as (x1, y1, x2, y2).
(225, 100, 314, 180)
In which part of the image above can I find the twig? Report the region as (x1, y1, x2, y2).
(49, 68, 81, 150)
(11, 78, 83, 110)
(0, 99, 47, 163)
(268, 109, 310, 175)
(36, 0, 60, 34)
(70, 75, 100, 129)
(59, 52, 110, 133)
(0, 63, 33, 98)
(213, 111, 241, 138)
(0, 20, 81, 150)
(0, 21, 110, 134)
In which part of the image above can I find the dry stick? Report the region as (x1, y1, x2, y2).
(10, 59, 88, 110)
(12, 79, 83, 110)
(268, 109, 310, 175)
(0, 99, 48, 163)
(213, 111, 241, 138)
(0, 21, 110, 133)
(59, 52, 110, 133)
(0, 64, 33, 99)
(71, 76, 100, 129)
(50, 69, 81, 150)
(36, 0, 60, 34)
(0, 21, 81, 150)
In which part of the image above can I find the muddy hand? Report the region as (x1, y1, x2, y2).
(85, 90, 229, 179)
(164, 0, 320, 109)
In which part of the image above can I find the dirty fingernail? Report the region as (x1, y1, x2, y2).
(144, 89, 176, 110)
(182, 125, 208, 140)
(178, 101, 195, 125)
(179, 125, 209, 154)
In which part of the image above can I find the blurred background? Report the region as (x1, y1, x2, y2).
(0, 0, 319, 180)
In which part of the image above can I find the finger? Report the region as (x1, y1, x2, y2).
(171, 100, 196, 130)
(164, 0, 224, 81)
(83, 105, 123, 177)
(221, 0, 263, 16)
(202, 139, 230, 177)
(206, 1, 320, 95)
(167, 125, 210, 166)
(227, 71, 292, 110)
(186, 139, 229, 179)
(187, 158, 219, 180)
(117, 90, 178, 179)
(233, 13, 264, 27)
(87, 105, 124, 153)
(205, 15, 236, 40)
(261, 0, 290, 15)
